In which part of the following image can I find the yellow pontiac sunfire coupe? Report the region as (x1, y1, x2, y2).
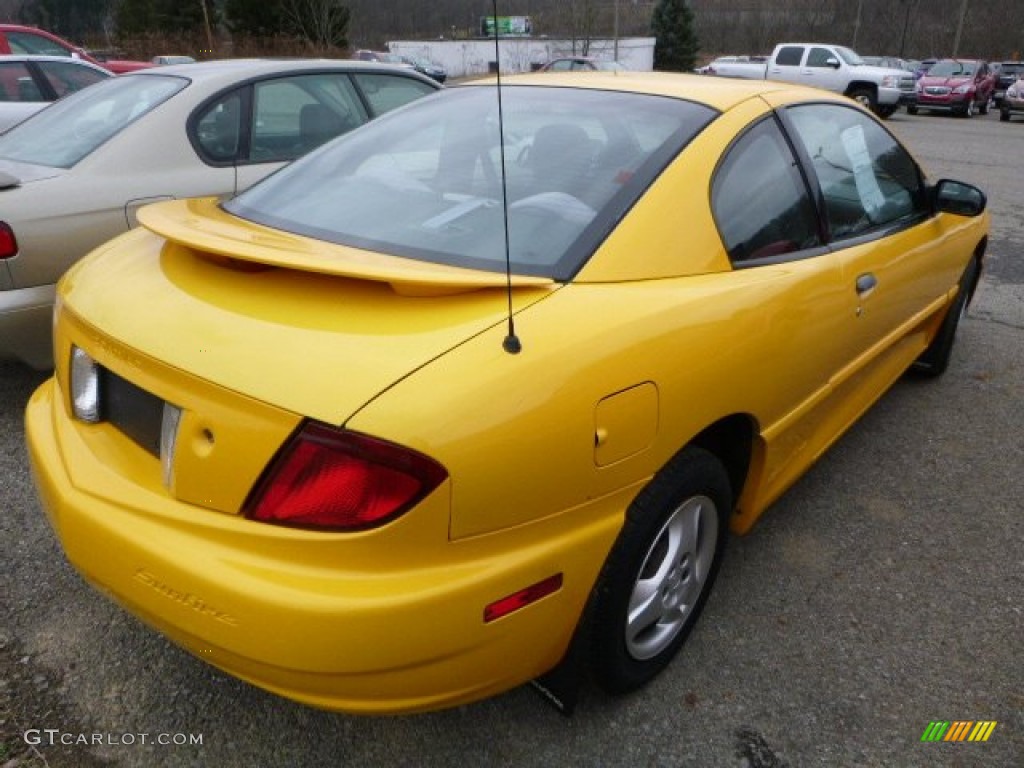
(26, 72, 988, 714)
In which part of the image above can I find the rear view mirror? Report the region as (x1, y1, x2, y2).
(933, 179, 986, 217)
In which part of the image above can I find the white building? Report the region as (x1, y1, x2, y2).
(388, 37, 656, 79)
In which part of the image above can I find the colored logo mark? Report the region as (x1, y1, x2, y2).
(921, 721, 997, 742)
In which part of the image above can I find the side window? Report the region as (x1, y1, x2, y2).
(711, 117, 821, 264)
(250, 74, 365, 162)
(0, 61, 36, 101)
(7, 31, 71, 57)
(775, 46, 804, 67)
(786, 104, 927, 241)
(806, 48, 835, 68)
(194, 91, 242, 163)
(37, 61, 108, 98)
(548, 60, 572, 72)
(352, 74, 436, 116)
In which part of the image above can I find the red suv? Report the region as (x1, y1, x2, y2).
(908, 58, 996, 117)
(0, 23, 150, 74)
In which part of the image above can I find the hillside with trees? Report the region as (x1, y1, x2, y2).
(0, 0, 1018, 63)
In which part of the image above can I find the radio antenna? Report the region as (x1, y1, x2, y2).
(491, 0, 521, 354)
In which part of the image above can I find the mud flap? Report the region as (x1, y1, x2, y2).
(529, 602, 594, 715)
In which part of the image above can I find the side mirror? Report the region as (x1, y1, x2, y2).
(933, 179, 987, 217)
(826, 57, 841, 69)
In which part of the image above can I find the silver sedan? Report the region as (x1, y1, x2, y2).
(0, 58, 440, 368)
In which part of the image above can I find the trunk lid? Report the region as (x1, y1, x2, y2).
(0, 159, 66, 189)
(61, 198, 556, 425)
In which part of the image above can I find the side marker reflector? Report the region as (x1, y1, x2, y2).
(484, 573, 564, 623)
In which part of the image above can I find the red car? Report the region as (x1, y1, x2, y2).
(0, 23, 150, 74)
(908, 58, 995, 117)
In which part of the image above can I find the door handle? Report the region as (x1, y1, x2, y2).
(856, 273, 878, 297)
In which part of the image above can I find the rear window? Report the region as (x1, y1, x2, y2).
(225, 85, 716, 280)
(0, 73, 185, 168)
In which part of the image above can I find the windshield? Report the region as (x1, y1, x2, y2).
(225, 86, 716, 280)
(0, 73, 186, 168)
(835, 47, 864, 66)
(928, 60, 975, 77)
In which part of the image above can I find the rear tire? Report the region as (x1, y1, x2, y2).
(589, 446, 731, 694)
(913, 258, 979, 377)
(1000, 109, 1010, 122)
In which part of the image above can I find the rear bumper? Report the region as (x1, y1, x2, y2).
(0, 283, 55, 369)
(26, 377, 623, 713)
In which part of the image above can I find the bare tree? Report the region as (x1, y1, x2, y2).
(281, 0, 351, 52)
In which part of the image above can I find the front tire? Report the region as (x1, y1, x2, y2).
(913, 258, 979, 377)
(590, 446, 731, 694)
(962, 99, 975, 118)
(848, 87, 876, 113)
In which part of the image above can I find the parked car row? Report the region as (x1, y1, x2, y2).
(353, 49, 447, 83)
(703, 43, 915, 118)
(705, 46, 1022, 123)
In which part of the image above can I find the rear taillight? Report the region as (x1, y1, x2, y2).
(244, 422, 447, 531)
(0, 222, 17, 259)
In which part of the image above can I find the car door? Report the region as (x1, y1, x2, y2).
(780, 103, 961, 402)
(229, 71, 437, 194)
(233, 72, 370, 193)
(804, 46, 846, 93)
(710, 112, 854, 501)
(767, 45, 805, 84)
(0, 59, 47, 102)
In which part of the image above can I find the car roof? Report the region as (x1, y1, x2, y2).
(0, 53, 108, 69)
(126, 57, 434, 84)
(135, 56, 423, 76)
(466, 70, 828, 113)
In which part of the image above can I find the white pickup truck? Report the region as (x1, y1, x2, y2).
(707, 43, 916, 119)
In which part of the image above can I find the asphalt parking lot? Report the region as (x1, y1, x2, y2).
(2, 109, 1022, 768)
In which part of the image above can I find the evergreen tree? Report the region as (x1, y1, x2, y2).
(21, 0, 108, 41)
(651, 0, 699, 72)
